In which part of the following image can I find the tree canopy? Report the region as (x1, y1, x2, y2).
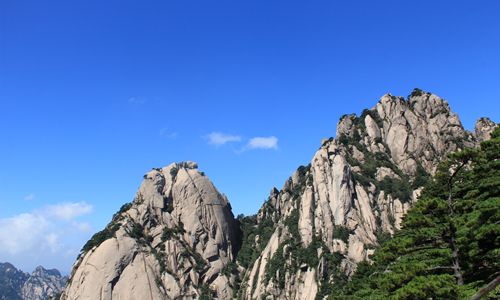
(331, 128, 500, 299)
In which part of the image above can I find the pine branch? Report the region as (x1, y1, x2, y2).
(470, 276, 500, 300)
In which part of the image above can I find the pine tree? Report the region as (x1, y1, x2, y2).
(332, 128, 500, 299)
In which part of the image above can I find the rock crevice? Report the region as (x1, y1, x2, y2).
(61, 90, 497, 300)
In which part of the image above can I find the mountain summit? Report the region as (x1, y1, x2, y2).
(61, 90, 497, 300)
(238, 89, 495, 299)
(62, 161, 240, 299)
(0, 262, 67, 300)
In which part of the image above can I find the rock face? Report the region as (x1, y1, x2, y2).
(475, 117, 497, 142)
(61, 162, 240, 300)
(21, 267, 67, 300)
(239, 90, 497, 299)
(61, 89, 497, 300)
(0, 262, 28, 300)
(0, 262, 67, 300)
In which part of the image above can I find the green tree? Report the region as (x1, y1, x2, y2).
(333, 128, 500, 299)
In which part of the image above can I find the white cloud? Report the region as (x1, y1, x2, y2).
(45, 202, 93, 221)
(0, 202, 93, 255)
(246, 136, 278, 150)
(0, 213, 49, 254)
(24, 193, 35, 201)
(73, 222, 92, 232)
(0, 202, 95, 273)
(45, 233, 61, 253)
(206, 132, 241, 146)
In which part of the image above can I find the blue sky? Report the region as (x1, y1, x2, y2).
(0, 0, 499, 273)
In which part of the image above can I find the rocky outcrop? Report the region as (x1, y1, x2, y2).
(21, 267, 67, 300)
(61, 89, 497, 300)
(0, 262, 28, 300)
(474, 117, 497, 142)
(61, 162, 240, 300)
(239, 89, 497, 299)
(0, 263, 66, 300)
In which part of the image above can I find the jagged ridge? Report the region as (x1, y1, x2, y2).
(238, 89, 497, 299)
(0, 262, 67, 300)
(61, 89, 497, 300)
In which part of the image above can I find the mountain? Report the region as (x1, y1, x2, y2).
(236, 90, 496, 299)
(332, 127, 500, 299)
(0, 263, 67, 300)
(61, 89, 497, 299)
(21, 267, 67, 300)
(62, 161, 240, 299)
(0, 262, 28, 300)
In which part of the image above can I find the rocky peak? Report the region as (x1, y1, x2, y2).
(0, 262, 66, 300)
(474, 117, 497, 142)
(61, 89, 496, 300)
(62, 161, 240, 300)
(137, 162, 237, 251)
(31, 266, 61, 278)
(335, 89, 472, 176)
(21, 266, 67, 300)
(0, 262, 28, 300)
(240, 89, 488, 300)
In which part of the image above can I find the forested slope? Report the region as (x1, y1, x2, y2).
(331, 128, 500, 299)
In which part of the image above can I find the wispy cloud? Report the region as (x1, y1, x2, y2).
(205, 132, 279, 151)
(0, 202, 94, 257)
(45, 202, 93, 221)
(45, 233, 61, 253)
(24, 193, 35, 201)
(159, 128, 178, 139)
(72, 221, 92, 232)
(246, 136, 278, 150)
(128, 96, 146, 104)
(206, 132, 242, 146)
(0, 213, 49, 254)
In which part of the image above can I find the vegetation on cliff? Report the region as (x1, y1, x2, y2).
(331, 128, 500, 299)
